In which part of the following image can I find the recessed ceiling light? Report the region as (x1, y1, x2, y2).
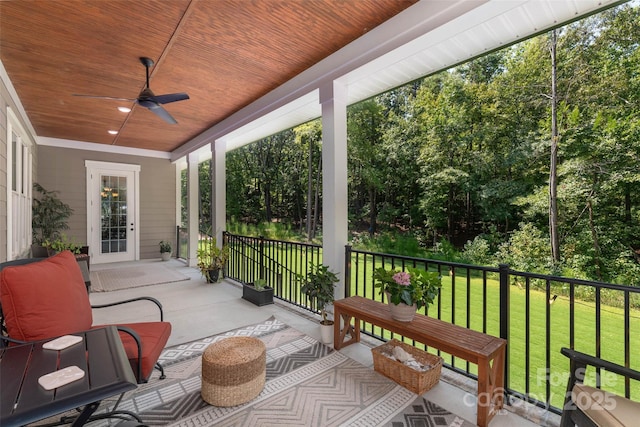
(117, 106, 131, 113)
(108, 130, 118, 135)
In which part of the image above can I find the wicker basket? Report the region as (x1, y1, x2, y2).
(372, 338, 443, 395)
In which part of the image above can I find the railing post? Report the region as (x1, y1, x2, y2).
(259, 236, 265, 280)
(176, 225, 181, 259)
(344, 245, 352, 298)
(499, 263, 510, 394)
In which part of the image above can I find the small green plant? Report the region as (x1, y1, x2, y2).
(299, 264, 339, 324)
(197, 237, 229, 282)
(43, 234, 81, 254)
(253, 278, 268, 291)
(159, 240, 172, 253)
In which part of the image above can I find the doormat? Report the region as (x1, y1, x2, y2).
(90, 264, 190, 292)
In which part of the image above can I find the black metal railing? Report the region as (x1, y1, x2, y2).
(224, 232, 322, 310)
(345, 245, 640, 415)
(176, 226, 214, 260)
(189, 231, 639, 415)
(176, 225, 188, 259)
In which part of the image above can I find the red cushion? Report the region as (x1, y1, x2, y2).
(0, 251, 93, 341)
(96, 321, 171, 382)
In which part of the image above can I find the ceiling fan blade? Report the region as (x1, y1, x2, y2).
(153, 93, 190, 104)
(72, 57, 186, 126)
(146, 103, 178, 125)
(73, 94, 136, 102)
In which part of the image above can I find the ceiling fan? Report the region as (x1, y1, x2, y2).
(74, 57, 189, 124)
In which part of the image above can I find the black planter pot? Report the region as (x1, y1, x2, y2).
(31, 244, 49, 258)
(242, 284, 274, 306)
(206, 268, 220, 283)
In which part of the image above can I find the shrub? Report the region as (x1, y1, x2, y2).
(462, 236, 493, 266)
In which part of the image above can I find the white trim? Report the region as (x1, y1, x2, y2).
(40, 137, 171, 159)
(85, 160, 141, 172)
(0, 60, 38, 138)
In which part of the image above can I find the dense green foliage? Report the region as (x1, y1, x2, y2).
(203, 4, 640, 284)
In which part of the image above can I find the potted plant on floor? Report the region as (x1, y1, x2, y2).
(242, 278, 274, 306)
(32, 183, 74, 257)
(300, 263, 339, 344)
(159, 240, 172, 261)
(197, 237, 229, 283)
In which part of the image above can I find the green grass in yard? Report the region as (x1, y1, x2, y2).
(218, 238, 640, 409)
(349, 266, 640, 409)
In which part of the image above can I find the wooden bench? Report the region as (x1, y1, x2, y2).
(333, 296, 506, 427)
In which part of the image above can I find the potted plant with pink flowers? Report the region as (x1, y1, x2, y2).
(373, 267, 441, 322)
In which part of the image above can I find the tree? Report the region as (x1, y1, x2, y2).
(549, 29, 560, 263)
(348, 100, 385, 234)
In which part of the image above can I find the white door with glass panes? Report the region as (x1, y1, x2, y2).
(86, 161, 140, 264)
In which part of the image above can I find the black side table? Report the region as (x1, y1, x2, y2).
(1, 326, 138, 427)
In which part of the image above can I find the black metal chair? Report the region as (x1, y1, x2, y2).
(560, 347, 640, 427)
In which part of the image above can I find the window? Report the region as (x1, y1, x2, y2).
(6, 107, 32, 259)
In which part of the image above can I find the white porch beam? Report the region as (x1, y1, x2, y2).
(187, 152, 199, 267)
(212, 140, 226, 246)
(320, 80, 348, 300)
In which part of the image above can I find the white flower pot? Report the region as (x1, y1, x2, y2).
(320, 321, 334, 344)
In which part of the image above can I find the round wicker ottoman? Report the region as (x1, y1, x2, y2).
(201, 336, 266, 407)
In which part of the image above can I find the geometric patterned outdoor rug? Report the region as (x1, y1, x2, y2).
(95, 317, 474, 427)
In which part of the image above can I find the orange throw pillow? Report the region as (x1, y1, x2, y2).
(0, 251, 93, 341)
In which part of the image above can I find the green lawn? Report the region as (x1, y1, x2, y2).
(221, 238, 640, 410)
(349, 266, 640, 409)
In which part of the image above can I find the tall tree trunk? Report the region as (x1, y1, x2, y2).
(311, 155, 322, 239)
(447, 184, 454, 241)
(264, 182, 272, 222)
(466, 191, 472, 233)
(625, 184, 631, 223)
(368, 188, 377, 236)
(549, 29, 560, 263)
(587, 199, 602, 280)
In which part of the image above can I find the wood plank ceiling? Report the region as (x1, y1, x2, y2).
(0, 0, 416, 152)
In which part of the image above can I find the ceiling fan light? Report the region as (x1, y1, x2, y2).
(108, 130, 118, 135)
(117, 106, 131, 113)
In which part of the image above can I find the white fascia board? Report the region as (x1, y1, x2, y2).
(0, 59, 38, 141)
(221, 90, 320, 152)
(38, 136, 172, 159)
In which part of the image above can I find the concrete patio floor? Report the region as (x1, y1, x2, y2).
(89, 258, 556, 427)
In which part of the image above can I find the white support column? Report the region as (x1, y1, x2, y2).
(187, 152, 199, 267)
(320, 80, 348, 300)
(211, 140, 227, 247)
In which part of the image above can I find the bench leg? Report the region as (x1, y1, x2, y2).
(477, 346, 505, 427)
(334, 311, 359, 350)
